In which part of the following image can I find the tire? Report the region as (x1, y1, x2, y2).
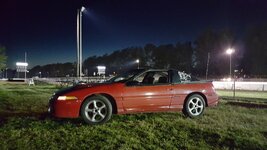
(183, 94, 205, 117)
(81, 95, 112, 125)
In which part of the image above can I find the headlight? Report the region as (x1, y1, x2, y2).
(57, 96, 78, 101)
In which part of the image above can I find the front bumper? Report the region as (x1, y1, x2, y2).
(48, 96, 81, 118)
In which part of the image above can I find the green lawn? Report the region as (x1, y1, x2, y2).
(217, 90, 267, 103)
(0, 82, 266, 149)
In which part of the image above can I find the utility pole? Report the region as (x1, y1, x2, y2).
(25, 52, 27, 81)
(205, 52, 210, 80)
(5, 68, 7, 78)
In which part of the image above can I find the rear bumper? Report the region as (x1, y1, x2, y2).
(207, 93, 219, 107)
(48, 97, 81, 118)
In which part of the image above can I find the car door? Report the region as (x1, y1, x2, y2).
(122, 71, 173, 113)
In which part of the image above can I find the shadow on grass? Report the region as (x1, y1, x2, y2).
(262, 131, 267, 139)
(221, 96, 267, 104)
(226, 101, 267, 109)
(0, 111, 47, 126)
(0, 111, 87, 127)
(0, 111, 186, 128)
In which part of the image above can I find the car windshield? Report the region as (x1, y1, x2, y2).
(106, 69, 145, 83)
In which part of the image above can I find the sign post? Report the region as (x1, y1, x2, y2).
(16, 62, 28, 81)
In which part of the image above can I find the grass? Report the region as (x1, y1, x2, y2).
(0, 82, 58, 114)
(217, 90, 267, 103)
(0, 82, 266, 149)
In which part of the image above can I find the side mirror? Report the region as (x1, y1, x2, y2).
(126, 81, 140, 86)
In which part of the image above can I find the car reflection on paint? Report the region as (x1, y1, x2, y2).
(48, 69, 219, 125)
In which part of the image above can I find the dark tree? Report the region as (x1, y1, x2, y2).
(0, 45, 7, 70)
(242, 23, 267, 76)
(194, 29, 218, 76)
(82, 42, 194, 75)
(153, 44, 175, 69)
(29, 63, 75, 77)
(194, 29, 235, 77)
(175, 42, 193, 72)
(144, 44, 156, 67)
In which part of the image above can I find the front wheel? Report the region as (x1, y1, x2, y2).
(183, 94, 205, 117)
(81, 95, 112, 125)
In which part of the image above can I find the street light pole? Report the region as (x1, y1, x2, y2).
(229, 52, 232, 77)
(79, 7, 83, 80)
(76, 9, 80, 79)
(77, 6, 85, 80)
(226, 48, 234, 78)
(136, 59, 140, 69)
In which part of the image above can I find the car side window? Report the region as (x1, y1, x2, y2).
(132, 71, 169, 85)
(141, 72, 155, 85)
(153, 72, 169, 84)
(171, 70, 181, 83)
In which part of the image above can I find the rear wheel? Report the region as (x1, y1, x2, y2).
(183, 94, 205, 117)
(81, 95, 112, 125)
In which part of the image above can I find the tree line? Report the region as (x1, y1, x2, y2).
(85, 24, 267, 78)
(1, 24, 267, 78)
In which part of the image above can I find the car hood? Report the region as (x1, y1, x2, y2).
(54, 82, 114, 96)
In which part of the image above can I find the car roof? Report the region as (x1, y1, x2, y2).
(141, 68, 177, 72)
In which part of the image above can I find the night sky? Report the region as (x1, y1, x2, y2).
(1, 0, 267, 69)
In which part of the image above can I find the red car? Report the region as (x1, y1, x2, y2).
(48, 69, 219, 125)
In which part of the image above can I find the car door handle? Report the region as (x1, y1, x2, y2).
(168, 88, 173, 91)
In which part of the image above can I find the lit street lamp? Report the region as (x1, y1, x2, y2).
(226, 48, 235, 78)
(77, 6, 86, 80)
(136, 59, 140, 69)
